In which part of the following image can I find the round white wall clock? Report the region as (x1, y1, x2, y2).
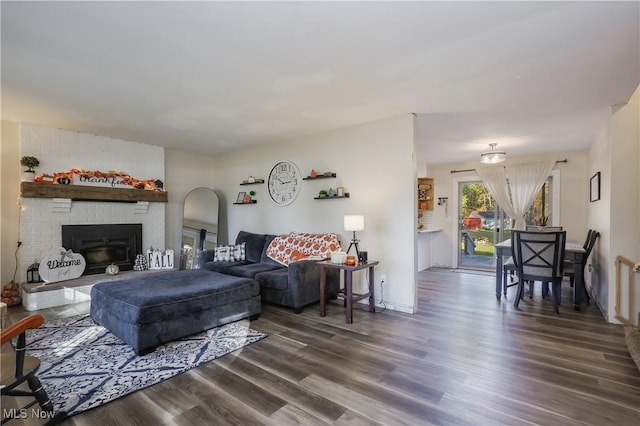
(268, 160, 301, 206)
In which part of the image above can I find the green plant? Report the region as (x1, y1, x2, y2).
(318, 189, 328, 197)
(20, 156, 40, 172)
(249, 190, 256, 196)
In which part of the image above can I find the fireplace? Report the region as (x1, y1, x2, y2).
(62, 224, 142, 275)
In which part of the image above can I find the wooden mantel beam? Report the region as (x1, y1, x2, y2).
(20, 182, 168, 203)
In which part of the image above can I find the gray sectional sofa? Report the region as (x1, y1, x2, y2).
(204, 231, 340, 313)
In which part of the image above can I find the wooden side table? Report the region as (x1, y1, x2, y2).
(317, 260, 379, 324)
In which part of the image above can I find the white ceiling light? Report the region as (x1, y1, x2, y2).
(480, 143, 506, 164)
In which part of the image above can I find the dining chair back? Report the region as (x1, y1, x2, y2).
(565, 230, 599, 289)
(503, 226, 564, 298)
(512, 230, 566, 313)
(525, 225, 563, 231)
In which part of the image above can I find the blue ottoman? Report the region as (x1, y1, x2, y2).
(90, 269, 261, 355)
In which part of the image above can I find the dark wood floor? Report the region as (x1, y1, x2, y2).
(4, 269, 640, 425)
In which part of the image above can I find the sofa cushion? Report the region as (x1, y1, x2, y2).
(225, 262, 284, 279)
(260, 234, 283, 267)
(235, 231, 266, 263)
(255, 269, 289, 290)
(204, 260, 250, 274)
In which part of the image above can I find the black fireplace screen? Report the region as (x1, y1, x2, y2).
(62, 224, 142, 275)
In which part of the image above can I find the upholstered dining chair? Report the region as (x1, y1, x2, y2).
(512, 230, 566, 314)
(564, 230, 599, 293)
(1, 314, 58, 424)
(525, 225, 564, 231)
(503, 226, 564, 299)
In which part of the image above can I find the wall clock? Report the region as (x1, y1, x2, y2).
(268, 160, 301, 206)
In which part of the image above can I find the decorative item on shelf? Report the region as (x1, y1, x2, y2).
(337, 187, 344, 197)
(20, 156, 40, 182)
(323, 171, 333, 176)
(346, 255, 356, 266)
(344, 215, 364, 260)
(243, 193, 252, 203)
(480, 143, 507, 164)
(330, 251, 347, 264)
(27, 260, 41, 283)
(133, 254, 148, 271)
(38, 248, 86, 283)
(236, 192, 247, 203)
(105, 263, 120, 275)
(248, 176, 256, 183)
(328, 188, 336, 197)
(310, 169, 318, 178)
(318, 189, 328, 198)
(249, 190, 256, 197)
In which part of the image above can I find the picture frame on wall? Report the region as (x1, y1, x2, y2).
(590, 172, 601, 202)
(236, 192, 247, 203)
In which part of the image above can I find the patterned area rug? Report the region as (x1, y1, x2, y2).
(23, 314, 266, 419)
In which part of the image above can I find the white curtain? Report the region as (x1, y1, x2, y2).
(476, 161, 555, 231)
(506, 161, 555, 230)
(476, 166, 518, 226)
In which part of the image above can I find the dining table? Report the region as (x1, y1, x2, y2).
(494, 238, 587, 310)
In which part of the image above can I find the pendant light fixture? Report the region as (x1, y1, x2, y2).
(480, 143, 506, 164)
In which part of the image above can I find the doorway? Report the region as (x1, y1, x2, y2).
(457, 180, 508, 270)
(453, 172, 558, 270)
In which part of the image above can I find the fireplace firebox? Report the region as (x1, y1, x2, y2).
(62, 224, 142, 275)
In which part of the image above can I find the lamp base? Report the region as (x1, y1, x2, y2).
(346, 240, 360, 261)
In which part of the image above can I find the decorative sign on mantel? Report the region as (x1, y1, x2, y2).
(38, 248, 86, 283)
(34, 169, 165, 192)
(146, 247, 175, 270)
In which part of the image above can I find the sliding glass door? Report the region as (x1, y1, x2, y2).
(457, 180, 508, 270)
(456, 175, 556, 270)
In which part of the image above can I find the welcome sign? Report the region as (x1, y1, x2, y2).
(39, 249, 86, 283)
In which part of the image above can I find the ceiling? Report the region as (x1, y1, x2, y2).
(2, 1, 638, 165)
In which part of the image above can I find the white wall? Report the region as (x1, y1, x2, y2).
(212, 114, 418, 313)
(603, 84, 640, 322)
(426, 151, 589, 268)
(1, 121, 21, 284)
(164, 149, 217, 255)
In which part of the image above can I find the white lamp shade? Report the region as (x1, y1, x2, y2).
(344, 215, 364, 232)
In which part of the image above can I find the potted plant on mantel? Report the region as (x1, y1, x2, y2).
(20, 156, 40, 182)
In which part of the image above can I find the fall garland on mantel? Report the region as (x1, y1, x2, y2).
(33, 168, 165, 192)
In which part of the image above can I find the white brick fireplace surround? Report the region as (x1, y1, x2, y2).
(19, 123, 165, 310)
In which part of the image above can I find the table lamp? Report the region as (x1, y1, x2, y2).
(344, 215, 364, 260)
